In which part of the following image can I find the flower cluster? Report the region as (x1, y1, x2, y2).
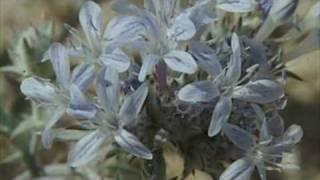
(20, 0, 306, 179)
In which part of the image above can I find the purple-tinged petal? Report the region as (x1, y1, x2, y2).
(96, 67, 120, 113)
(100, 48, 130, 73)
(220, 158, 255, 180)
(269, 0, 298, 22)
(232, 80, 284, 104)
(178, 81, 220, 103)
(119, 83, 148, 125)
(222, 123, 256, 151)
(267, 111, 285, 137)
(163, 50, 198, 74)
(68, 130, 106, 167)
(66, 84, 97, 119)
(167, 14, 196, 41)
(208, 96, 232, 137)
(190, 41, 222, 77)
(138, 54, 160, 82)
(114, 128, 152, 160)
(104, 16, 145, 43)
(281, 124, 303, 145)
(225, 33, 241, 85)
(20, 77, 58, 104)
(42, 107, 65, 149)
(111, 0, 141, 15)
(184, 0, 217, 30)
(79, 1, 103, 45)
(45, 43, 70, 89)
(71, 63, 96, 91)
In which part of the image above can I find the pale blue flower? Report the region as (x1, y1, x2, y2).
(111, 0, 201, 81)
(68, 67, 152, 167)
(20, 43, 96, 148)
(178, 34, 284, 137)
(66, 1, 141, 72)
(220, 121, 303, 180)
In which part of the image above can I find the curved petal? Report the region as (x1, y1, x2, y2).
(46, 43, 70, 89)
(268, 124, 303, 153)
(217, 0, 256, 13)
(281, 124, 303, 145)
(20, 77, 58, 104)
(167, 14, 196, 41)
(71, 63, 96, 91)
(100, 48, 131, 73)
(190, 41, 222, 77)
(79, 1, 103, 45)
(119, 83, 148, 126)
(163, 50, 198, 74)
(269, 0, 298, 22)
(183, 0, 217, 29)
(178, 81, 220, 103)
(267, 111, 285, 137)
(225, 33, 241, 85)
(104, 15, 145, 43)
(111, 0, 141, 15)
(66, 84, 97, 119)
(208, 96, 232, 137)
(138, 54, 160, 82)
(232, 80, 284, 104)
(42, 107, 65, 149)
(220, 158, 255, 180)
(222, 123, 256, 151)
(96, 67, 120, 113)
(114, 128, 152, 160)
(68, 130, 106, 167)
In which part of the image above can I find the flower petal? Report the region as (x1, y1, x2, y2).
(190, 41, 222, 77)
(20, 77, 58, 104)
(232, 79, 284, 104)
(267, 111, 285, 137)
(42, 107, 65, 149)
(268, 124, 303, 153)
(71, 63, 96, 91)
(184, 0, 217, 29)
(66, 84, 97, 119)
(100, 48, 130, 72)
(96, 67, 120, 113)
(46, 43, 70, 89)
(138, 54, 160, 82)
(178, 81, 220, 103)
(220, 158, 255, 180)
(208, 96, 232, 137)
(104, 15, 145, 43)
(163, 50, 198, 74)
(269, 0, 298, 22)
(111, 0, 141, 15)
(68, 130, 106, 167)
(281, 124, 303, 145)
(114, 128, 152, 160)
(167, 14, 196, 41)
(79, 1, 103, 45)
(222, 123, 256, 151)
(119, 83, 148, 126)
(225, 33, 242, 85)
(217, 0, 256, 13)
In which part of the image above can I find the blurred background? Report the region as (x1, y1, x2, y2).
(0, 0, 319, 179)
